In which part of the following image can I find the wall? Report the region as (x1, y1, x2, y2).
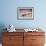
(0, 0, 46, 30)
(0, 0, 46, 28)
(0, 0, 46, 44)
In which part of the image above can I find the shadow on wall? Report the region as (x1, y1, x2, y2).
(0, 24, 7, 43)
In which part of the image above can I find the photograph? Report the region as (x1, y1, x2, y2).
(17, 7, 34, 20)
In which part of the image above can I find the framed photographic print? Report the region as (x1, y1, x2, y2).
(17, 7, 34, 20)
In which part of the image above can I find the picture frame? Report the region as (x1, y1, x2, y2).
(17, 7, 34, 20)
